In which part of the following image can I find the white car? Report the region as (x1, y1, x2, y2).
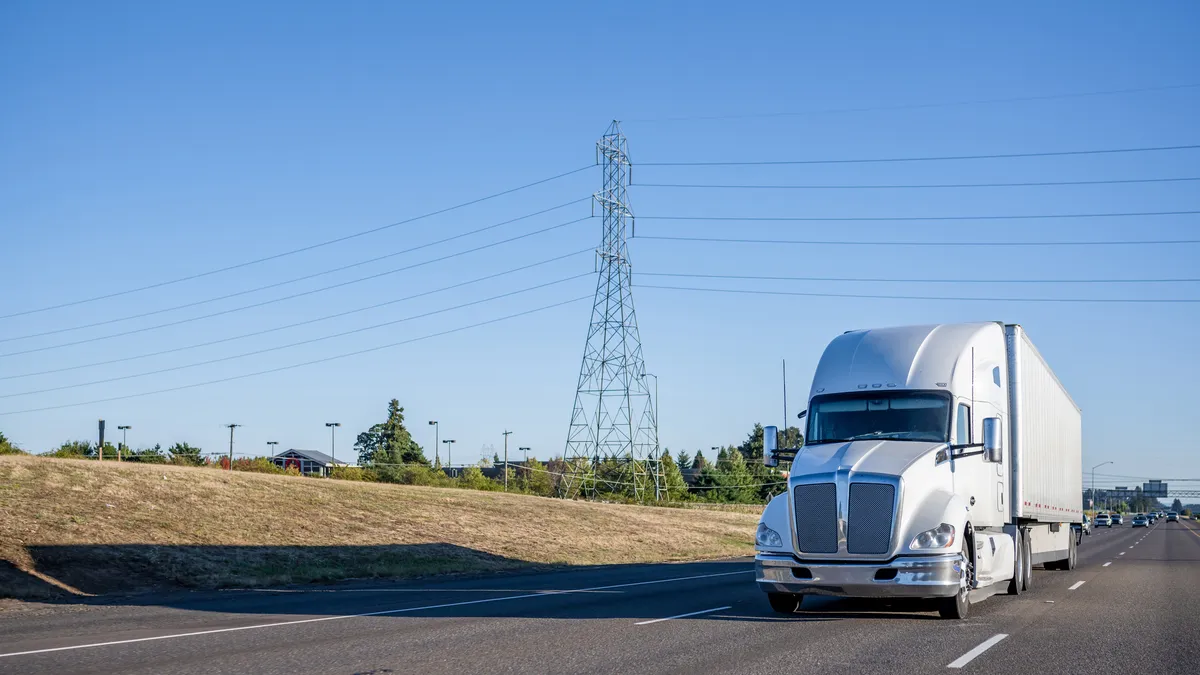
(1094, 513, 1112, 528)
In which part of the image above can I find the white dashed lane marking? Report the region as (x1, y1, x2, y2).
(1069, 581, 1086, 590)
(948, 634, 1009, 669)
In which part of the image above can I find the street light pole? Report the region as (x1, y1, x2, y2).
(502, 430, 512, 491)
(1091, 461, 1114, 515)
(428, 420, 439, 466)
(117, 425, 131, 462)
(267, 441, 279, 464)
(519, 446, 530, 463)
(443, 439, 456, 470)
(325, 422, 341, 465)
(225, 424, 241, 470)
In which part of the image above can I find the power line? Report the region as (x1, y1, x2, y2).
(0, 165, 594, 321)
(0, 273, 591, 396)
(635, 234, 1200, 248)
(638, 272, 1200, 285)
(0, 295, 591, 416)
(0, 249, 593, 381)
(626, 82, 1200, 123)
(640, 209, 1200, 223)
(0, 216, 592, 359)
(634, 176, 1200, 190)
(637, 143, 1200, 167)
(1, 199, 590, 344)
(635, 283, 1200, 304)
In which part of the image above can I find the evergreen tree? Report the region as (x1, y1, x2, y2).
(167, 442, 204, 466)
(675, 450, 691, 470)
(660, 450, 688, 501)
(1171, 498, 1184, 512)
(355, 399, 427, 467)
(691, 450, 709, 470)
(0, 431, 23, 455)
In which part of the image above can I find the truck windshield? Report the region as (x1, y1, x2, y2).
(807, 391, 950, 444)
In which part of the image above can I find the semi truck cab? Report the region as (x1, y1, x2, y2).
(754, 323, 1082, 619)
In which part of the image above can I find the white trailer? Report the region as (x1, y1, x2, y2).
(755, 322, 1083, 619)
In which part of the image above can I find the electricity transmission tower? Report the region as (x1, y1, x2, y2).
(562, 121, 659, 501)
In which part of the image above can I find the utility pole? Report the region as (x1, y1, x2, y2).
(443, 439, 456, 470)
(502, 430, 513, 491)
(428, 420, 439, 466)
(325, 422, 341, 464)
(225, 424, 241, 470)
(117, 425, 131, 462)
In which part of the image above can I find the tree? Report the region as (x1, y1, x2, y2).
(168, 442, 204, 466)
(660, 450, 688, 501)
(356, 399, 428, 468)
(126, 443, 167, 463)
(1171, 498, 1184, 513)
(675, 450, 691, 470)
(518, 457, 554, 497)
(0, 431, 24, 455)
(691, 450, 709, 470)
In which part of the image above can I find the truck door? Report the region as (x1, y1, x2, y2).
(954, 402, 1003, 526)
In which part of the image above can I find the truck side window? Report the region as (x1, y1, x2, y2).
(956, 404, 971, 445)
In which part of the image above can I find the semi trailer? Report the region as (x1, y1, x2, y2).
(755, 322, 1082, 619)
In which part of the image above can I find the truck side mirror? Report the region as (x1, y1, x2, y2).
(983, 417, 1002, 462)
(763, 425, 778, 467)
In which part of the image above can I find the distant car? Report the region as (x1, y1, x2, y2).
(1094, 513, 1112, 528)
(1167, 512, 1179, 522)
(1111, 513, 1124, 525)
(1132, 514, 1148, 527)
(1148, 512, 1157, 523)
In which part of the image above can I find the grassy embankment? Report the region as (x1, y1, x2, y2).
(0, 455, 759, 600)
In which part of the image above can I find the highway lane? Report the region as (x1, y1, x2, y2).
(0, 521, 1192, 674)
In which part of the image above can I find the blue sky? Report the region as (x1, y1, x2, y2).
(1, 1, 1197, 487)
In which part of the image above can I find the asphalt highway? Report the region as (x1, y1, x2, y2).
(1, 519, 1197, 674)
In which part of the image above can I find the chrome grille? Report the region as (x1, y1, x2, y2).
(793, 483, 838, 554)
(847, 483, 895, 554)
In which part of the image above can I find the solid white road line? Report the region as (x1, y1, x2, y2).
(1103, 562, 1112, 567)
(1119, 552, 1126, 555)
(635, 605, 731, 625)
(1068, 581, 1086, 591)
(0, 569, 753, 659)
(947, 634, 1009, 669)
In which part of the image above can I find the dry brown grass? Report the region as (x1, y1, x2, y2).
(0, 455, 757, 600)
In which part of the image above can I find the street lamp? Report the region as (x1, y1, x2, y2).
(519, 446, 530, 462)
(442, 439, 456, 468)
(428, 420, 439, 465)
(325, 423, 341, 465)
(1091, 461, 1114, 515)
(267, 440, 279, 458)
(117, 425, 131, 462)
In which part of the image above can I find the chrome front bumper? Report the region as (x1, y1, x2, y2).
(755, 552, 964, 599)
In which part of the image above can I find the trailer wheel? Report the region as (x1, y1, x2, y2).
(767, 592, 803, 613)
(1065, 534, 1077, 570)
(1007, 533, 1023, 595)
(939, 540, 971, 620)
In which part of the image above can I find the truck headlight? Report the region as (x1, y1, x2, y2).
(756, 522, 783, 548)
(909, 523, 955, 550)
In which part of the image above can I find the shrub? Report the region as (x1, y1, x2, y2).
(330, 466, 378, 482)
(231, 457, 287, 474)
(456, 466, 499, 491)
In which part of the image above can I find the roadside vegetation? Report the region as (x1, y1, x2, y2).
(0, 453, 758, 600)
(5, 399, 800, 506)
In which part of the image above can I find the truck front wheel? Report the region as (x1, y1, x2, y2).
(938, 540, 972, 620)
(767, 592, 803, 613)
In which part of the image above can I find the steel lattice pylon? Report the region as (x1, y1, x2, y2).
(562, 121, 659, 500)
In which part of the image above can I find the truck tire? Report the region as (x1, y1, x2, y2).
(939, 540, 971, 620)
(1007, 533, 1023, 595)
(767, 592, 803, 613)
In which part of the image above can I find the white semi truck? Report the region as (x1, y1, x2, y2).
(756, 322, 1082, 619)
